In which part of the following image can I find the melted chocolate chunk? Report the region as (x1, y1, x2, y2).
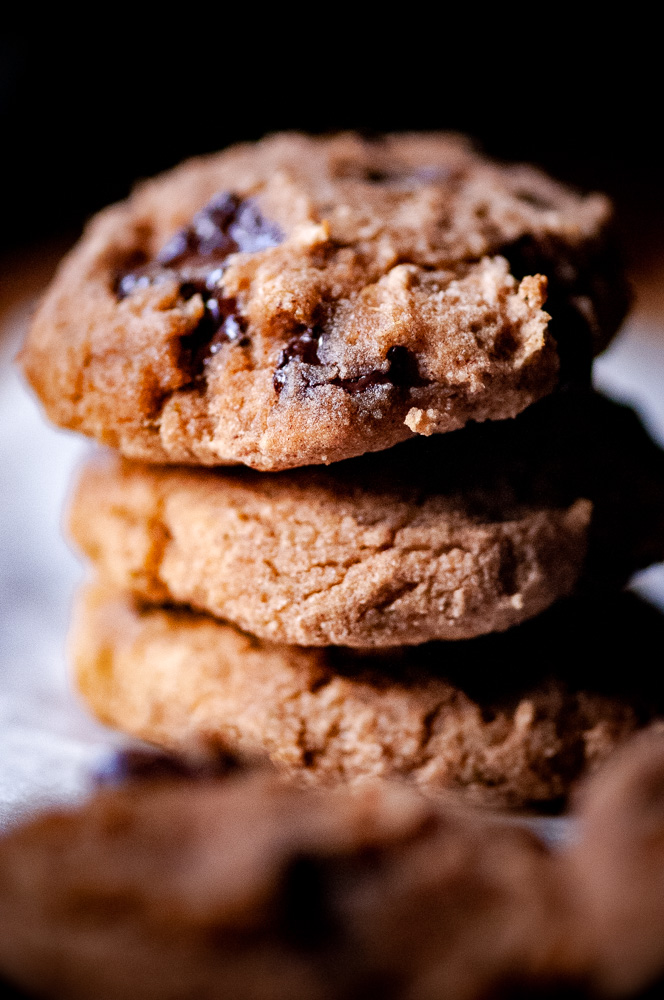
(116, 192, 283, 376)
(273, 340, 429, 398)
(94, 746, 247, 785)
(157, 192, 283, 267)
(273, 326, 322, 393)
(117, 190, 282, 302)
(178, 281, 247, 379)
(330, 345, 428, 395)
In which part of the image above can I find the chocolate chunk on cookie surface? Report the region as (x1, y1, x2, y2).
(71, 584, 664, 809)
(22, 133, 626, 470)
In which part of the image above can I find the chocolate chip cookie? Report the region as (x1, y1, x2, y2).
(7, 729, 664, 998)
(22, 132, 627, 471)
(0, 759, 572, 1000)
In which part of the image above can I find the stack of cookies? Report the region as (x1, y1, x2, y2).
(21, 132, 664, 809)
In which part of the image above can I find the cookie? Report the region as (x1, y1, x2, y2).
(69, 391, 664, 648)
(568, 729, 664, 997)
(71, 583, 664, 809)
(22, 132, 627, 471)
(7, 730, 664, 1000)
(69, 451, 590, 649)
(0, 762, 574, 1000)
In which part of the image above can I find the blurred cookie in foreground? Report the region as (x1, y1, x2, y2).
(7, 733, 664, 998)
(0, 760, 572, 1000)
(71, 583, 664, 809)
(568, 728, 664, 998)
(21, 132, 628, 471)
(69, 391, 664, 648)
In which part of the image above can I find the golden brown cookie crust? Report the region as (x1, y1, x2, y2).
(69, 441, 591, 647)
(68, 389, 664, 647)
(22, 132, 625, 471)
(71, 584, 647, 809)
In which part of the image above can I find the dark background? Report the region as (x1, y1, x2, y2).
(0, 23, 660, 267)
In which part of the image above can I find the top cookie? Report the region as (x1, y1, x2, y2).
(22, 132, 627, 470)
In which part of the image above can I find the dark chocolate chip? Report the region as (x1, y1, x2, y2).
(280, 854, 340, 949)
(273, 326, 322, 393)
(157, 191, 282, 267)
(116, 192, 284, 378)
(158, 193, 240, 265)
(94, 747, 247, 785)
(384, 344, 425, 386)
(179, 291, 247, 379)
(329, 345, 429, 395)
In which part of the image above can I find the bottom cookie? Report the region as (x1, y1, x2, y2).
(71, 583, 664, 809)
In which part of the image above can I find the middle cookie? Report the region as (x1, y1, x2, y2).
(70, 391, 664, 648)
(70, 453, 588, 648)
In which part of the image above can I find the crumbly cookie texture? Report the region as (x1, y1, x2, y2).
(68, 391, 664, 647)
(69, 455, 589, 648)
(0, 767, 574, 1000)
(22, 132, 627, 471)
(71, 584, 664, 809)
